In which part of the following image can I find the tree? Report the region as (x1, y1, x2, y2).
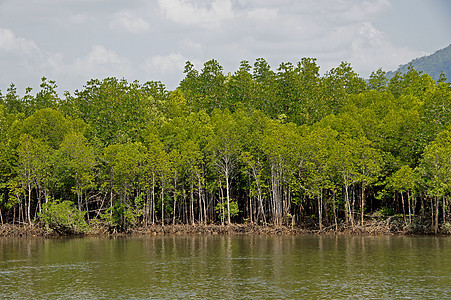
(67, 78, 167, 146)
(238, 110, 271, 224)
(179, 61, 201, 111)
(386, 165, 417, 224)
(296, 58, 326, 124)
(323, 62, 366, 114)
(368, 68, 388, 91)
(180, 139, 204, 224)
(30, 77, 60, 113)
(14, 134, 52, 224)
(227, 60, 254, 111)
(159, 110, 212, 224)
(19, 108, 71, 149)
(331, 135, 361, 228)
(208, 109, 241, 224)
(103, 142, 147, 230)
(253, 58, 278, 116)
(2, 84, 28, 115)
(354, 136, 383, 225)
(262, 120, 299, 225)
(57, 132, 96, 213)
(180, 60, 227, 112)
(298, 126, 338, 230)
(419, 129, 451, 233)
(421, 81, 451, 143)
(144, 133, 167, 225)
(0, 105, 15, 224)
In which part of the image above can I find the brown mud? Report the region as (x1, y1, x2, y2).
(0, 224, 47, 237)
(1, 216, 447, 237)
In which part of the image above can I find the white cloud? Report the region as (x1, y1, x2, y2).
(141, 52, 191, 87)
(1, 0, 448, 94)
(143, 52, 186, 73)
(349, 22, 425, 76)
(67, 45, 132, 77)
(0, 28, 40, 54)
(109, 11, 150, 34)
(158, 0, 234, 28)
(246, 8, 278, 21)
(6, 43, 134, 91)
(68, 13, 91, 25)
(182, 39, 202, 50)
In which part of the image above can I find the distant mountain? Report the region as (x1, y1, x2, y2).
(386, 44, 451, 82)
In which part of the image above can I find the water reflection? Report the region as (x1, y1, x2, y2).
(0, 235, 450, 299)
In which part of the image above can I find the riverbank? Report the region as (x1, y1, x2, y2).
(1, 217, 450, 237)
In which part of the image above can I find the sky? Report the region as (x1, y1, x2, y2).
(0, 0, 450, 95)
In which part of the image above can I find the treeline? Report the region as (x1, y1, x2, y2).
(0, 58, 450, 233)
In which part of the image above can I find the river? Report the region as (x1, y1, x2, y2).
(0, 235, 450, 299)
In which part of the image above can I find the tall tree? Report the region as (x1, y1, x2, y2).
(67, 78, 166, 146)
(57, 132, 96, 213)
(14, 134, 52, 224)
(103, 142, 147, 229)
(208, 109, 241, 224)
(262, 120, 299, 225)
(227, 60, 255, 110)
(368, 68, 388, 91)
(419, 129, 451, 233)
(298, 126, 338, 230)
(30, 77, 60, 113)
(253, 58, 278, 116)
(18, 108, 70, 149)
(386, 165, 417, 224)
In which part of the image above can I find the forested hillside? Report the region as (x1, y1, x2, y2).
(387, 44, 451, 82)
(1, 58, 450, 234)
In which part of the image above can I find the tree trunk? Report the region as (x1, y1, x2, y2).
(183, 188, 187, 224)
(270, 163, 282, 225)
(110, 184, 114, 220)
(219, 183, 225, 226)
(190, 183, 194, 225)
(202, 179, 207, 224)
(198, 177, 203, 224)
(161, 186, 165, 226)
(361, 182, 365, 226)
(225, 170, 231, 225)
(443, 196, 447, 224)
(407, 191, 412, 224)
(173, 176, 177, 225)
(252, 167, 266, 225)
(151, 173, 155, 225)
(333, 191, 338, 231)
(27, 183, 32, 225)
(401, 191, 406, 225)
(344, 182, 354, 229)
(318, 190, 323, 231)
(431, 197, 435, 234)
(434, 196, 439, 234)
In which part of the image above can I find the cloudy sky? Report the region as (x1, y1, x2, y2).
(0, 0, 450, 94)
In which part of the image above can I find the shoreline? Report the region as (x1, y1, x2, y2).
(1, 218, 449, 237)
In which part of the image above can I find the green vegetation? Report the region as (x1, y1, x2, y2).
(39, 200, 89, 234)
(0, 59, 450, 234)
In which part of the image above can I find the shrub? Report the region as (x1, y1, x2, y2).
(101, 202, 142, 231)
(373, 206, 395, 218)
(215, 201, 240, 220)
(441, 222, 451, 234)
(39, 200, 89, 234)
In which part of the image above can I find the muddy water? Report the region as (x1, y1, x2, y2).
(1, 235, 450, 299)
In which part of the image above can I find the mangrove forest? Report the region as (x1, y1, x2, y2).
(0, 58, 450, 234)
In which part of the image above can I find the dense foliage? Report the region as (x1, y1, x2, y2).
(1, 59, 450, 233)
